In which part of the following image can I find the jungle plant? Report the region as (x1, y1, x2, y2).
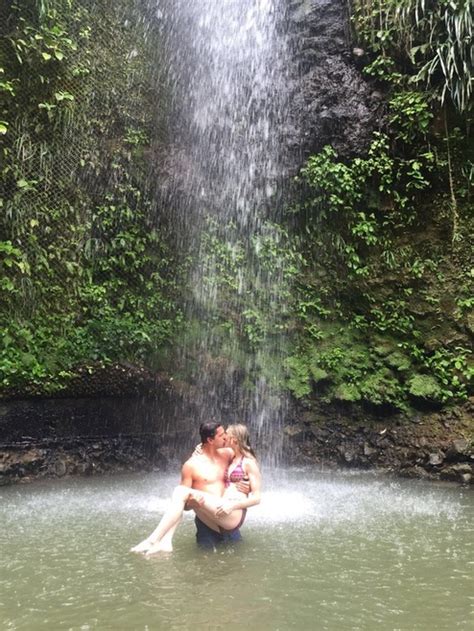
(0, 0, 181, 394)
(352, 0, 473, 112)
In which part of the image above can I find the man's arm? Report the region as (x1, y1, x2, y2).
(180, 460, 193, 488)
(181, 458, 204, 511)
(192, 444, 234, 464)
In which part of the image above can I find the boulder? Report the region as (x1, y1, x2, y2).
(445, 439, 470, 460)
(441, 463, 473, 483)
(54, 459, 67, 477)
(283, 424, 309, 442)
(428, 452, 445, 466)
(363, 442, 377, 457)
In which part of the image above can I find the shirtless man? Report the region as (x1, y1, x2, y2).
(131, 422, 249, 552)
(183, 421, 248, 547)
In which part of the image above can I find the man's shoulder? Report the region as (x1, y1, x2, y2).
(182, 450, 230, 473)
(182, 452, 211, 472)
(182, 454, 202, 470)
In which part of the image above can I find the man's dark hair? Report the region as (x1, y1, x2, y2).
(199, 421, 222, 445)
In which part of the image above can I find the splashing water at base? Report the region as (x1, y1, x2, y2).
(1, 470, 473, 630)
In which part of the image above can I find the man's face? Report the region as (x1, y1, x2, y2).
(212, 425, 227, 449)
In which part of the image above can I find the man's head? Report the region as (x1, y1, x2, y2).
(199, 422, 226, 449)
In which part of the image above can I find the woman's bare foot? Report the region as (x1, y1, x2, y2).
(130, 538, 153, 553)
(145, 540, 173, 556)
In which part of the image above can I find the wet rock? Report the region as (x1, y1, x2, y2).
(441, 463, 473, 483)
(370, 90, 383, 102)
(452, 463, 473, 476)
(343, 450, 356, 463)
(428, 452, 445, 466)
(400, 465, 431, 480)
(440, 467, 458, 481)
(284, 424, 309, 442)
(21, 449, 44, 466)
(54, 459, 67, 477)
(309, 426, 330, 441)
(336, 445, 356, 463)
(286, 0, 383, 162)
(407, 448, 421, 463)
(363, 442, 377, 457)
(0, 432, 174, 484)
(445, 439, 470, 460)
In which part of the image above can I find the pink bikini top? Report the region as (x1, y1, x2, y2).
(224, 457, 246, 487)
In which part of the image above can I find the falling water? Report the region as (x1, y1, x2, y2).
(153, 0, 294, 460)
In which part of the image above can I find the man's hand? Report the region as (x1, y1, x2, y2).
(215, 501, 236, 517)
(191, 443, 203, 457)
(236, 477, 250, 495)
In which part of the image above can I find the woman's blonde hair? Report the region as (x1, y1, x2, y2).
(226, 424, 257, 459)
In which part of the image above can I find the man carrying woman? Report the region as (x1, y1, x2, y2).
(131, 422, 261, 555)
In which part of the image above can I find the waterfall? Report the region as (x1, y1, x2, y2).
(151, 0, 293, 462)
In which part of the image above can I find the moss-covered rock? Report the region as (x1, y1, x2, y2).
(408, 374, 444, 406)
(359, 371, 401, 407)
(285, 356, 311, 399)
(386, 351, 411, 372)
(333, 383, 361, 402)
(310, 365, 329, 383)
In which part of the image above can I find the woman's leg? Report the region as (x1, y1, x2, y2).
(132, 486, 243, 554)
(131, 485, 193, 554)
(191, 491, 244, 533)
(131, 519, 181, 554)
(144, 488, 242, 554)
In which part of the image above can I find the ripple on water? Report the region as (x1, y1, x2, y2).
(1, 469, 472, 631)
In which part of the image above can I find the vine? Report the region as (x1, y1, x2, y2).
(0, 1, 182, 395)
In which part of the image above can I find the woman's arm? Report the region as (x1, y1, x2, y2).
(191, 444, 234, 464)
(216, 458, 261, 515)
(218, 447, 235, 463)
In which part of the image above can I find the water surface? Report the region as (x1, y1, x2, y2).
(1, 469, 473, 630)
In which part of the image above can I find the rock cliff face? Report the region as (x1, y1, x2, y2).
(155, 0, 383, 205)
(284, 400, 474, 485)
(280, 0, 473, 485)
(285, 0, 384, 163)
(0, 369, 200, 484)
(1, 0, 471, 486)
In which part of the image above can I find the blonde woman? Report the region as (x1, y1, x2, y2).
(131, 423, 261, 555)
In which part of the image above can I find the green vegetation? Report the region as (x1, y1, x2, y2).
(0, 1, 182, 395)
(176, 217, 301, 393)
(282, 0, 473, 412)
(0, 0, 471, 419)
(353, 0, 472, 113)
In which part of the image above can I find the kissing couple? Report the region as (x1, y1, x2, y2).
(131, 422, 261, 554)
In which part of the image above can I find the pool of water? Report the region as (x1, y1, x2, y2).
(1, 469, 473, 630)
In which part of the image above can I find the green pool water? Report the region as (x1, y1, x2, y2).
(1, 469, 473, 630)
